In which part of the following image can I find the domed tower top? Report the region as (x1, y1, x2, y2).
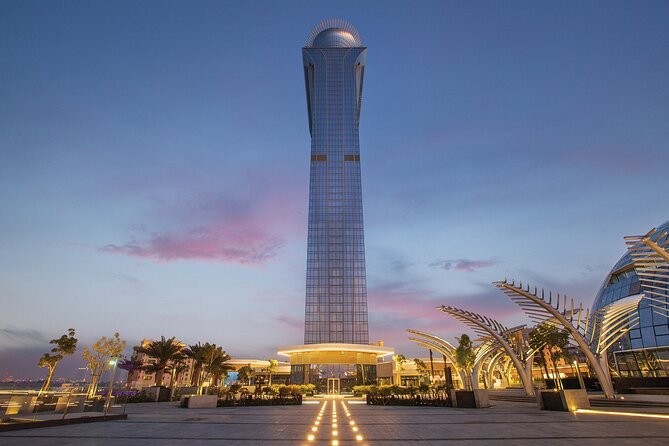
(306, 18, 363, 48)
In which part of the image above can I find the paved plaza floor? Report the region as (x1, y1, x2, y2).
(2, 397, 669, 445)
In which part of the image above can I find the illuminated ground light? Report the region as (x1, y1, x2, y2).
(342, 400, 367, 444)
(575, 409, 669, 420)
(306, 401, 328, 443)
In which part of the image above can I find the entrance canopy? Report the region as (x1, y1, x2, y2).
(277, 343, 394, 365)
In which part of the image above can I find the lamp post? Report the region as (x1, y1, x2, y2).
(104, 357, 118, 416)
(574, 360, 586, 390)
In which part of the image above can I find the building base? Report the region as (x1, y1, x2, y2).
(277, 343, 394, 393)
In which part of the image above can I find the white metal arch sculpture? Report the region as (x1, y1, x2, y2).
(485, 350, 508, 389)
(495, 279, 643, 398)
(406, 336, 467, 388)
(405, 329, 468, 385)
(437, 306, 535, 396)
(626, 227, 669, 319)
(472, 338, 501, 390)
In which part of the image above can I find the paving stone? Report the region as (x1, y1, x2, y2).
(1, 398, 668, 445)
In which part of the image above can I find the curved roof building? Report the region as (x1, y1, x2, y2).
(592, 220, 669, 377)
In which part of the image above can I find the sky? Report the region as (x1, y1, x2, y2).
(1, 0, 668, 380)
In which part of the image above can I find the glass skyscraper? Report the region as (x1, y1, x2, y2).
(302, 19, 369, 345)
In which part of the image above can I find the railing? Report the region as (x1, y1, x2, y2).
(0, 389, 126, 427)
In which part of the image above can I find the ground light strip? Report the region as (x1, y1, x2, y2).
(341, 399, 366, 443)
(575, 408, 669, 420)
(306, 400, 327, 443)
(332, 396, 338, 445)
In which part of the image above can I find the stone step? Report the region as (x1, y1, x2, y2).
(488, 394, 669, 408)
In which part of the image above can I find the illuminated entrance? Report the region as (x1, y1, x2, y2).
(327, 378, 340, 394)
(277, 343, 394, 393)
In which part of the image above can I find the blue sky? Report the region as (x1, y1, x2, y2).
(1, 0, 668, 379)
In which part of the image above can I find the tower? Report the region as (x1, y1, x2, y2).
(303, 19, 369, 345)
(277, 20, 392, 391)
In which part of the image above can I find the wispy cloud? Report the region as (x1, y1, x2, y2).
(429, 258, 496, 272)
(0, 326, 48, 350)
(101, 226, 285, 264)
(367, 278, 523, 348)
(275, 315, 303, 333)
(99, 172, 305, 264)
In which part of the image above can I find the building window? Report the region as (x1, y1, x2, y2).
(311, 154, 327, 161)
(344, 154, 360, 161)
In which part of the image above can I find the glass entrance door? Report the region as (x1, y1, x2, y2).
(327, 378, 340, 394)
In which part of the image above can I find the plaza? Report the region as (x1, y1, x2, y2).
(2, 394, 669, 445)
(2, 5, 669, 446)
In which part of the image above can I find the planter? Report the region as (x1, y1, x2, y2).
(450, 389, 490, 408)
(181, 395, 217, 408)
(537, 389, 589, 412)
(146, 386, 170, 402)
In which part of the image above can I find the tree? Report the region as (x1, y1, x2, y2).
(118, 356, 143, 387)
(455, 334, 476, 390)
(413, 358, 430, 385)
(529, 323, 571, 390)
(393, 354, 407, 386)
(266, 359, 278, 386)
(185, 342, 232, 394)
(200, 344, 232, 390)
(140, 336, 185, 387)
(237, 364, 254, 385)
(166, 359, 190, 399)
(82, 333, 126, 397)
(184, 343, 204, 388)
(38, 328, 77, 395)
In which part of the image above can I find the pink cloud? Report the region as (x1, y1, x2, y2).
(100, 168, 307, 264)
(366, 281, 525, 347)
(101, 225, 284, 264)
(430, 258, 496, 272)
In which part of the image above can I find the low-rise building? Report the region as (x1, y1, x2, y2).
(127, 339, 196, 390)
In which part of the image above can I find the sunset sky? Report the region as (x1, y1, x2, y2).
(1, 0, 668, 379)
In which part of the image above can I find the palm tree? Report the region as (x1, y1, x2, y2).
(266, 359, 278, 386)
(209, 358, 233, 388)
(237, 364, 254, 385)
(38, 328, 78, 395)
(166, 360, 190, 399)
(200, 344, 232, 389)
(184, 343, 204, 388)
(185, 342, 232, 394)
(139, 336, 185, 387)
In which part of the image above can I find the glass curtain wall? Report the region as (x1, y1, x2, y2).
(302, 26, 369, 345)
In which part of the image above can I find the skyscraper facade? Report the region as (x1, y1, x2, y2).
(302, 19, 369, 345)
